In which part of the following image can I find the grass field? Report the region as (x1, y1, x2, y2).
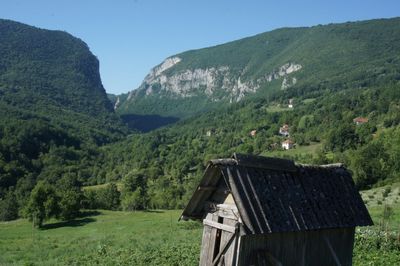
(1, 197, 399, 265)
(264, 105, 292, 113)
(261, 142, 322, 159)
(0, 210, 202, 265)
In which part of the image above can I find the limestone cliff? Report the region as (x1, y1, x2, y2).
(125, 57, 302, 104)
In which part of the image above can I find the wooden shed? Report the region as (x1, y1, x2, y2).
(180, 153, 373, 266)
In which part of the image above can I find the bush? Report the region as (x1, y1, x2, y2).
(0, 191, 19, 221)
(382, 187, 392, 198)
(82, 183, 121, 210)
(354, 229, 400, 265)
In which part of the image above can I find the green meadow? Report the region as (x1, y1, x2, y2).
(1, 202, 399, 265)
(0, 210, 202, 266)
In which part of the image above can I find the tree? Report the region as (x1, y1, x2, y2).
(325, 123, 357, 152)
(25, 181, 60, 228)
(96, 183, 121, 210)
(121, 189, 145, 211)
(121, 170, 149, 210)
(56, 174, 83, 220)
(0, 190, 19, 221)
(350, 141, 389, 188)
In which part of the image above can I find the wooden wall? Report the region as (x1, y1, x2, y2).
(237, 228, 355, 266)
(199, 194, 241, 266)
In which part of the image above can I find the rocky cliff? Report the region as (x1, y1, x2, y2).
(116, 17, 400, 118)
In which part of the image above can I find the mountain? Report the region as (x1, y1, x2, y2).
(0, 19, 126, 207)
(0, 19, 126, 143)
(117, 17, 400, 119)
(99, 17, 400, 209)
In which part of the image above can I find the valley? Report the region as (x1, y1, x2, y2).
(0, 16, 400, 265)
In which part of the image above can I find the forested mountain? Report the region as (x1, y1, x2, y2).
(100, 82, 400, 209)
(1, 17, 400, 224)
(0, 19, 126, 142)
(0, 19, 127, 222)
(116, 17, 400, 120)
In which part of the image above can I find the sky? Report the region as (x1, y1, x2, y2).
(1, 0, 400, 94)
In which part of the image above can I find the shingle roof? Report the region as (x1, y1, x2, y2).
(181, 153, 373, 234)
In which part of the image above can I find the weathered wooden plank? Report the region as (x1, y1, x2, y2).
(212, 227, 237, 266)
(199, 223, 211, 266)
(203, 219, 236, 233)
(220, 218, 238, 266)
(182, 165, 220, 218)
(213, 209, 239, 221)
(200, 213, 220, 266)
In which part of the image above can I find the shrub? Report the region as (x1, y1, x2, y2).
(382, 187, 391, 198)
(0, 191, 19, 221)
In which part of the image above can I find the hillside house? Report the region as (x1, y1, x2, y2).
(206, 129, 215, 137)
(281, 139, 294, 150)
(288, 98, 294, 108)
(353, 117, 369, 125)
(181, 153, 372, 266)
(279, 124, 290, 137)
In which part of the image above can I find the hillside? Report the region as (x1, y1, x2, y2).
(100, 81, 400, 209)
(0, 19, 126, 141)
(117, 17, 400, 120)
(0, 19, 126, 220)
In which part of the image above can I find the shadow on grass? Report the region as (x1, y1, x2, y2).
(144, 210, 165, 213)
(40, 211, 101, 230)
(41, 217, 96, 230)
(78, 210, 101, 217)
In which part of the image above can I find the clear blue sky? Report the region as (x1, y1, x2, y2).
(1, 0, 399, 94)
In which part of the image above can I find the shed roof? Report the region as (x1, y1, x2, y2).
(181, 153, 373, 234)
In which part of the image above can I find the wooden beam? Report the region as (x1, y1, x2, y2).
(203, 219, 236, 233)
(198, 186, 217, 191)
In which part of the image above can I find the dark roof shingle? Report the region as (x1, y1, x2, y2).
(181, 153, 373, 234)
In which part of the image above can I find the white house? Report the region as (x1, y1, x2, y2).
(279, 124, 290, 137)
(288, 98, 294, 108)
(282, 139, 295, 150)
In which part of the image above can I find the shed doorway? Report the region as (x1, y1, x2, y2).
(200, 209, 239, 266)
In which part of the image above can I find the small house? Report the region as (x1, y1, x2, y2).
(281, 139, 294, 150)
(250, 130, 257, 137)
(279, 124, 290, 137)
(288, 98, 294, 108)
(353, 117, 368, 125)
(181, 153, 372, 266)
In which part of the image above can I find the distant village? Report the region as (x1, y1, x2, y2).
(206, 98, 369, 151)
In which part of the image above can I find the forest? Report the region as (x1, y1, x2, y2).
(0, 18, 400, 230)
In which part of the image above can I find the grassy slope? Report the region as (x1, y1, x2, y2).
(0, 210, 202, 265)
(1, 201, 399, 265)
(261, 142, 322, 158)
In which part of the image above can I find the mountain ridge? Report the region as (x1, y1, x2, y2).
(116, 17, 400, 119)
